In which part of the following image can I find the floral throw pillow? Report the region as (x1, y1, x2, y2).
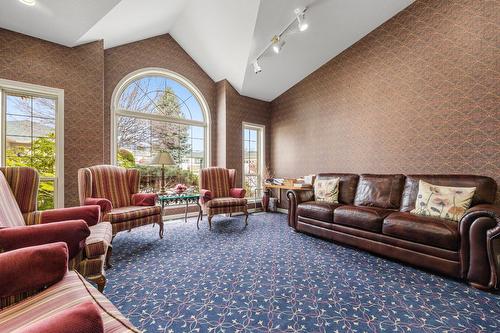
(314, 178, 340, 203)
(410, 180, 476, 222)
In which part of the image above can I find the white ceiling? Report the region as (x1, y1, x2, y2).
(0, 0, 414, 101)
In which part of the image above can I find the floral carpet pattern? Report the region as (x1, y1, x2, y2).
(105, 213, 500, 332)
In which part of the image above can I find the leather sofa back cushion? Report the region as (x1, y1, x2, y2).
(316, 174, 359, 204)
(401, 175, 497, 212)
(354, 174, 405, 209)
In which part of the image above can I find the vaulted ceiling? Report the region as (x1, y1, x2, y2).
(0, 0, 414, 101)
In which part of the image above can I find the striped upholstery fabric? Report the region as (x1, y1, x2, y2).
(89, 165, 131, 208)
(0, 271, 139, 332)
(201, 167, 231, 198)
(0, 167, 38, 214)
(79, 257, 106, 279)
(111, 215, 162, 235)
(78, 168, 93, 206)
(22, 211, 42, 225)
(206, 197, 247, 208)
(209, 205, 248, 215)
(126, 169, 140, 195)
(86, 222, 112, 259)
(104, 206, 161, 223)
(0, 171, 25, 228)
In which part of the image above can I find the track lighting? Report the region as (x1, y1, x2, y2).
(272, 36, 285, 54)
(19, 0, 36, 6)
(251, 7, 309, 74)
(295, 8, 308, 31)
(252, 60, 262, 74)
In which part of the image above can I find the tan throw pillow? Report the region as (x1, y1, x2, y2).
(410, 180, 476, 222)
(314, 178, 340, 203)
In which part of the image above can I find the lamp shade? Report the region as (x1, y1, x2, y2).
(149, 151, 175, 166)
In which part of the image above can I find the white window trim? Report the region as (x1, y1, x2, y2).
(0, 79, 65, 208)
(242, 122, 265, 199)
(110, 67, 211, 166)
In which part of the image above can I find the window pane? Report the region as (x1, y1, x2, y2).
(244, 175, 258, 197)
(117, 76, 204, 122)
(38, 180, 55, 210)
(116, 115, 205, 193)
(33, 97, 56, 119)
(249, 130, 257, 141)
(6, 94, 31, 116)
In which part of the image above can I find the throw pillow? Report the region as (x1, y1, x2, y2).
(410, 180, 476, 222)
(314, 178, 340, 203)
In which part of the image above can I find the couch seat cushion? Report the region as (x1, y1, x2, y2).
(206, 197, 247, 208)
(383, 212, 459, 251)
(0, 271, 137, 332)
(298, 201, 342, 223)
(104, 205, 161, 223)
(333, 206, 393, 232)
(85, 222, 112, 258)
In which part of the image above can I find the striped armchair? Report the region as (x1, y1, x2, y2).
(0, 243, 139, 332)
(0, 167, 112, 292)
(199, 167, 248, 230)
(78, 165, 163, 238)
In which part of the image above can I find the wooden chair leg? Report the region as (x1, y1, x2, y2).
(208, 215, 213, 230)
(105, 246, 113, 269)
(245, 210, 249, 226)
(95, 275, 106, 293)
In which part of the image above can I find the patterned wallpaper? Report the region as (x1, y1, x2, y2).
(270, 0, 500, 204)
(223, 81, 271, 188)
(103, 34, 217, 166)
(0, 29, 105, 207)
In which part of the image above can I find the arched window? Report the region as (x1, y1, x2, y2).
(112, 68, 210, 192)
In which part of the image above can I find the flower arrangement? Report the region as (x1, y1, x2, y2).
(174, 183, 188, 194)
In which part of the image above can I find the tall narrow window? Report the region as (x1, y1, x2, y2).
(0, 80, 64, 209)
(243, 123, 265, 199)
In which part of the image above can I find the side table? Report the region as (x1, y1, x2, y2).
(158, 194, 202, 226)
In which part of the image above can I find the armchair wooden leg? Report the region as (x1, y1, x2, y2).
(208, 215, 213, 230)
(244, 210, 249, 226)
(105, 246, 112, 269)
(94, 275, 106, 293)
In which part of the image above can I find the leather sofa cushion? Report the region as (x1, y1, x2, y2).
(400, 175, 497, 212)
(383, 212, 459, 251)
(333, 205, 393, 233)
(354, 174, 405, 209)
(297, 201, 342, 223)
(315, 173, 359, 204)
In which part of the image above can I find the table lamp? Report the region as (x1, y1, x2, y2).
(149, 151, 175, 194)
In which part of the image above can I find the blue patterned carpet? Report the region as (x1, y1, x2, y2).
(105, 213, 500, 332)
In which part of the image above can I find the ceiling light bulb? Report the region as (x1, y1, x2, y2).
(295, 8, 308, 32)
(253, 61, 262, 74)
(272, 36, 285, 54)
(19, 0, 36, 6)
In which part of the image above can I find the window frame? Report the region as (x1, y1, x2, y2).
(242, 122, 265, 199)
(0, 78, 65, 208)
(110, 68, 211, 167)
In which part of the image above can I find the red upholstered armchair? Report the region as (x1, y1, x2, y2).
(0, 243, 139, 332)
(78, 165, 163, 238)
(0, 167, 113, 292)
(199, 167, 248, 230)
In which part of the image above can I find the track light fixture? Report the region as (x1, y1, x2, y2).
(19, 0, 36, 6)
(295, 8, 308, 31)
(272, 36, 285, 54)
(251, 7, 309, 74)
(252, 60, 262, 74)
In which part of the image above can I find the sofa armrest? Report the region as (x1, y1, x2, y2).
(85, 198, 112, 215)
(286, 189, 315, 229)
(131, 193, 157, 206)
(459, 204, 500, 289)
(200, 189, 212, 204)
(0, 243, 68, 298)
(229, 188, 246, 198)
(0, 220, 90, 260)
(18, 301, 104, 333)
(40, 205, 101, 227)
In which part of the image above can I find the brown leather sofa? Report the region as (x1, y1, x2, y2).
(287, 174, 500, 290)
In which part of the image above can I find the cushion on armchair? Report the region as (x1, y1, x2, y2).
(229, 188, 246, 198)
(131, 193, 157, 206)
(17, 301, 104, 333)
(85, 198, 112, 215)
(0, 243, 68, 298)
